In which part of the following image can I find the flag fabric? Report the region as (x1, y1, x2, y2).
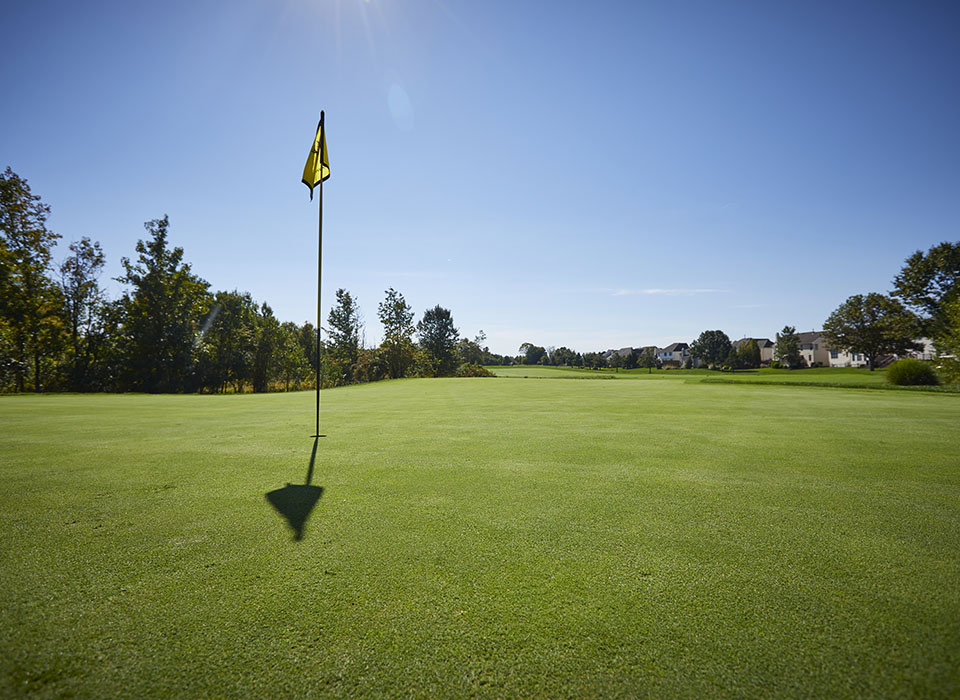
(302, 119, 330, 200)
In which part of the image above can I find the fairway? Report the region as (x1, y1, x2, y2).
(2, 379, 959, 698)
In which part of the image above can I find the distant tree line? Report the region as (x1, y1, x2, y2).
(0, 167, 506, 394)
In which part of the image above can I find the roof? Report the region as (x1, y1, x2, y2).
(797, 331, 822, 344)
(662, 342, 688, 352)
(733, 337, 773, 349)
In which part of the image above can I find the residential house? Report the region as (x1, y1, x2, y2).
(756, 338, 775, 365)
(657, 342, 690, 367)
(827, 349, 869, 367)
(797, 331, 830, 367)
(732, 337, 775, 366)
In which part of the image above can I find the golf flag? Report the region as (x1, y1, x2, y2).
(302, 118, 330, 200)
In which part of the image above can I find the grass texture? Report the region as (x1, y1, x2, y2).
(1, 378, 959, 698)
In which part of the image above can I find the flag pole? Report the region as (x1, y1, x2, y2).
(313, 110, 324, 438)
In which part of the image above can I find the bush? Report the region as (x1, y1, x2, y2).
(886, 358, 940, 386)
(455, 363, 493, 377)
(770, 361, 782, 369)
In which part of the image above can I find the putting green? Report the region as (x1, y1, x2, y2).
(1, 378, 958, 697)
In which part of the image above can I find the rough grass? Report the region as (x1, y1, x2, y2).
(2, 379, 959, 698)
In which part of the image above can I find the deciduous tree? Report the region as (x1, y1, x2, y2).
(378, 287, 415, 379)
(418, 305, 459, 376)
(821, 293, 920, 371)
(116, 216, 212, 393)
(0, 167, 62, 391)
(327, 289, 362, 385)
(58, 237, 107, 390)
(690, 330, 731, 369)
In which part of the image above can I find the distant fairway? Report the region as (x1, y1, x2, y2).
(2, 379, 959, 698)
(487, 364, 894, 385)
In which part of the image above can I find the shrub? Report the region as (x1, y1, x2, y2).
(886, 358, 940, 386)
(455, 363, 493, 377)
(770, 361, 782, 369)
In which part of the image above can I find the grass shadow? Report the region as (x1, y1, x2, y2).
(265, 437, 324, 541)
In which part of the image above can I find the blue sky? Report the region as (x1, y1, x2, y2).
(3, 0, 958, 355)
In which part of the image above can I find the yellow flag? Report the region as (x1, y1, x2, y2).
(302, 118, 330, 200)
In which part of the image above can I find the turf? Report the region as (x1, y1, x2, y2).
(487, 365, 893, 384)
(2, 379, 959, 698)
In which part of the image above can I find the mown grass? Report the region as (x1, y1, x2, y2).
(2, 379, 959, 698)
(487, 365, 914, 387)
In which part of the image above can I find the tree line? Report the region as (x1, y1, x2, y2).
(513, 241, 960, 378)
(0, 167, 507, 394)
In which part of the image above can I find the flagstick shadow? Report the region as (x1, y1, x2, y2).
(265, 437, 324, 541)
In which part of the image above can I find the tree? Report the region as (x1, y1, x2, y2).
(456, 331, 486, 366)
(418, 305, 459, 376)
(582, 351, 606, 369)
(116, 215, 212, 393)
(519, 342, 546, 365)
(276, 322, 311, 391)
(326, 289, 362, 385)
(892, 242, 960, 333)
(552, 346, 577, 366)
(0, 167, 63, 392)
(821, 293, 920, 371)
(935, 296, 960, 382)
(298, 322, 319, 383)
(58, 237, 107, 391)
(638, 347, 659, 373)
(690, 330, 732, 369)
(724, 346, 743, 371)
(251, 303, 280, 392)
(775, 326, 802, 369)
(378, 287, 415, 379)
(737, 338, 761, 369)
(622, 348, 638, 370)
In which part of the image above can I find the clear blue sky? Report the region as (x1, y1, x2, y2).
(3, 0, 958, 355)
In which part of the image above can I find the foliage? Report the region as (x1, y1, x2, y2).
(455, 362, 494, 377)
(115, 216, 212, 393)
(326, 288, 362, 385)
(378, 287, 415, 379)
(638, 347, 659, 373)
(690, 330, 732, 368)
(723, 346, 743, 371)
(418, 305, 460, 376)
(58, 237, 108, 391)
(456, 331, 487, 367)
(0, 167, 63, 392)
(821, 293, 920, 371)
(892, 241, 960, 335)
(774, 326, 802, 369)
(519, 342, 546, 365)
(737, 338, 761, 369)
(886, 358, 940, 386)
(935, 297, 960, 383)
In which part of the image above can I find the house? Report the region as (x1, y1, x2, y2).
(603, 347, 636, 363)
(797, 332, 830, 367)
(826, 337, 936, 367)
(732, 337, 775, 366)
(828, 349, 869, 367)
(657, 342, 690, 367)
(756, 338, 775, 365)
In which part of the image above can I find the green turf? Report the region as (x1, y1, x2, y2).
(487, 365, 893, 384)
(2, 379, 959, 697)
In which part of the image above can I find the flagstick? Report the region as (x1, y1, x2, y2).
(313, 111, 324, 438)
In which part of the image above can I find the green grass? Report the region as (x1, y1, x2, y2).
(487, 364, 944, 388)
(2, 379, 959, 697)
